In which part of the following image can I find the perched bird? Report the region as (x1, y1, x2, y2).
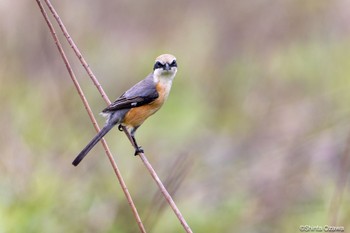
(72, 54, 177, 166)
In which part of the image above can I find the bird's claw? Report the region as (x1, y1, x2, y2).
(134, 147, 144, 156)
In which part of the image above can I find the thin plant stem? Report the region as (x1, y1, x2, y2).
(138, 153, 193, 233)
(43, 0, 110, 105)
(38, 0, 193, 232)
(120, 126, 193, 233)
(35, 1, 146, 232)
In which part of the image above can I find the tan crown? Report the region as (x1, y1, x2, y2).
(155, 54, 176, 64)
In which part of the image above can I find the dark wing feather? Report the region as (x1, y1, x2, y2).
(102, 74, 158, 113)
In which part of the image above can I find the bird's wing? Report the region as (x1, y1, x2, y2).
(102, 74, 158, 113)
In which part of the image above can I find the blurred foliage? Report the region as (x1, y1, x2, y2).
(1, 0, 350, 232)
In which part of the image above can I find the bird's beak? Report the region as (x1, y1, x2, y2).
(164, 63, 170, 71)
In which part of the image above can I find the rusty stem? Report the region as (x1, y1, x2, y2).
(35, 1, 146, 232)
(38, 0, 192, 232)
(120, 126, 193, 233)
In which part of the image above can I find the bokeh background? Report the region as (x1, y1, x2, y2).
(1, 0, 350, 232)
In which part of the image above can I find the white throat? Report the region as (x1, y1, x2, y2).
(153, 69, 176, 84)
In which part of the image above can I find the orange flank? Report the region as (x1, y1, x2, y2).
(123, 81, 170, 127)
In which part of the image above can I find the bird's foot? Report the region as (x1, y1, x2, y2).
(134, 147, 144, 156)
(118, 124, 124, 131)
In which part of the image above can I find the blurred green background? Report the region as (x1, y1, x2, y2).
(1, 0, 350, 232)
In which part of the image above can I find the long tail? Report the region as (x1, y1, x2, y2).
(72, 123, 115, 166)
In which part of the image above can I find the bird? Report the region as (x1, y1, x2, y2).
(72, 54, 177, 166)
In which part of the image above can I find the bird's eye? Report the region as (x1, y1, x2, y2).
(154, 61, 164, 70)
(170, 60, 177, 67)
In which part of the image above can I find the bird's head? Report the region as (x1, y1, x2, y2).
(153, 54, 177, 79)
